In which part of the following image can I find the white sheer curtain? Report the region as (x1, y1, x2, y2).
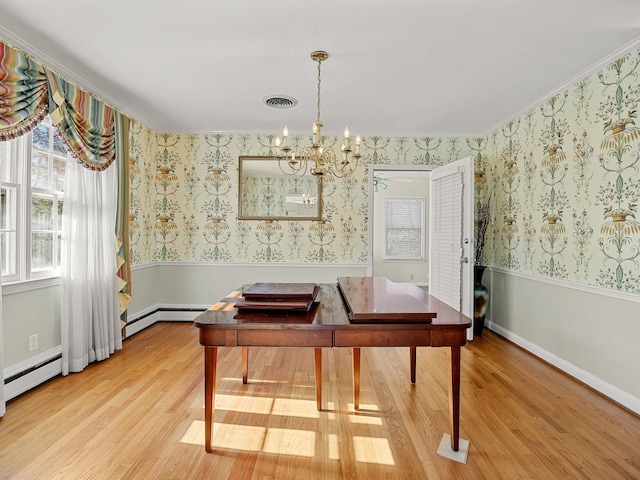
(0, 276, 5, 416)
(60, 158, 121, 375)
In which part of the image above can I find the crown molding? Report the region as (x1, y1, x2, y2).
(479, 34, 640, 138)
(0, 26, 141, 124)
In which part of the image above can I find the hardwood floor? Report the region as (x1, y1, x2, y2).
(1, 322, 639, 479)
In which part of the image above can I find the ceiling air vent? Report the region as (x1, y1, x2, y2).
(263, 95, 298, 109)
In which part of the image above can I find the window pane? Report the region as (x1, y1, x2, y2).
(53, 132, 66, 154)
(32, 123, 50, 150)
(31, 151, 50, 188)
(386, 229, 422, 257)
(57, 232, 61, 266)
(32, 232, 54, 270)
(1, 186, 16, 229)
(1, 232, 16, 275)
(53, 157, 65, 191)
(57, 200, 63, 230)
(0, 140, 14, 182)
(32, 196, 54, 229)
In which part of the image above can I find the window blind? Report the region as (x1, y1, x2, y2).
(429, 170, 463, 309)
(384, 197, 425, 259)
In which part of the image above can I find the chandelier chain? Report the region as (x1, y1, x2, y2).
(316, 58, 322, 126)
(275, 50, 361, 178)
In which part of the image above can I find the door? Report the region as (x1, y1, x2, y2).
(428, 156, 474, 339)
(368, 165, 432, 284)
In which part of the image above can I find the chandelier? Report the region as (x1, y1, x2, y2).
(275, 51, 361, 178)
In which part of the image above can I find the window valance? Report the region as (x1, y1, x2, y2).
(46, 69, 116, 171)
(0, 39, 118, 171)
(0, 38, 131, 322)
(0, 41, 49, 141)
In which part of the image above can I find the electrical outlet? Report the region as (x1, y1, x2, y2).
(29, 333, 38, 351)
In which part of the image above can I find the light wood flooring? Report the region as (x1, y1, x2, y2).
(1, 322, 639, 479)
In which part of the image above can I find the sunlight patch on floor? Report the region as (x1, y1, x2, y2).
(348, 403, 379, 412)
(353, 436, 395, 465)
(180, 420, 205, 445)
(328, 433, 339, 460)
(348, 414, 383, 425)
(213, 394, 319, 418)
(326, 401, 336, 420)
(180, 421, 266, 451)
(348, 403, 381, 425)
(271, 398, 319, 418)
(262, 428, 316, 457)
(215, 393, 274, 415)
(181, 421, 316, 457)
(183, 421, 400, 465)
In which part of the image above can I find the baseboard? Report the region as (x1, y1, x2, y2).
(4, 346, 62, 401)
(125, 305, 207, 338)
(125, 311, 159, 337)
(3, 306, 205, 400)
(486, 320, 640, 416)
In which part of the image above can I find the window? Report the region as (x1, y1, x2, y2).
(1, 117, 67, 283)
(384, 196, 425, 260)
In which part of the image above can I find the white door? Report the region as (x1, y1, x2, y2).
(428, 156, 474, 339)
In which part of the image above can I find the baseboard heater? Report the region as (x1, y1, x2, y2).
(4, 350, 62, 401)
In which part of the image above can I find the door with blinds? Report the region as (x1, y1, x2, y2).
(428, 156, 474, 339)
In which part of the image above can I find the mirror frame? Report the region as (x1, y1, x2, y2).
(238, 155, 323, 221)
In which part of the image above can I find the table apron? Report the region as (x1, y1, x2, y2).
(238, 329, 333, 347)
(200, 327, 468, 348)
(334, 328, 431, 347)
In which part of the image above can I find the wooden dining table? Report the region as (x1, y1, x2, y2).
(193, 277, 471, 454)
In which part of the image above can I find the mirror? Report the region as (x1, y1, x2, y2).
(238, 156, 323, 221)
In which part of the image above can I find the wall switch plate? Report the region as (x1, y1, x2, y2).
(29, 333, 38, 351)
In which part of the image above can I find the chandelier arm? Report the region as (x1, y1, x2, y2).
(277, 50, 360, 178)
(278, 153, 308, 176)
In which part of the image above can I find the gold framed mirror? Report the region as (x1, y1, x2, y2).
(238, 156, 323, 221)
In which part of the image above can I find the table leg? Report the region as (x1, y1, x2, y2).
(449, 345, 461, 452)
(410, 346, 417, 384)
(314, 348, 322, 410)
(242, 347, 248, 384)
(204, 346, 218, 453)
(353, 347, 361, 410)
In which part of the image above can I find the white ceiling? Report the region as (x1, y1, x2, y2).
(1, 0, 640, 138)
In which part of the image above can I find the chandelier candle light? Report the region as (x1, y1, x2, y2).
(276, 51, 361, 177)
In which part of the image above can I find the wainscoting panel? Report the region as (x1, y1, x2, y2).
(485, 268, 640, 414)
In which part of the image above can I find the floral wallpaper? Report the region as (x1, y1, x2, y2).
(128, 130, 473, 265)
(128, 45, 640, 295)
(488, 47, 640, 293)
